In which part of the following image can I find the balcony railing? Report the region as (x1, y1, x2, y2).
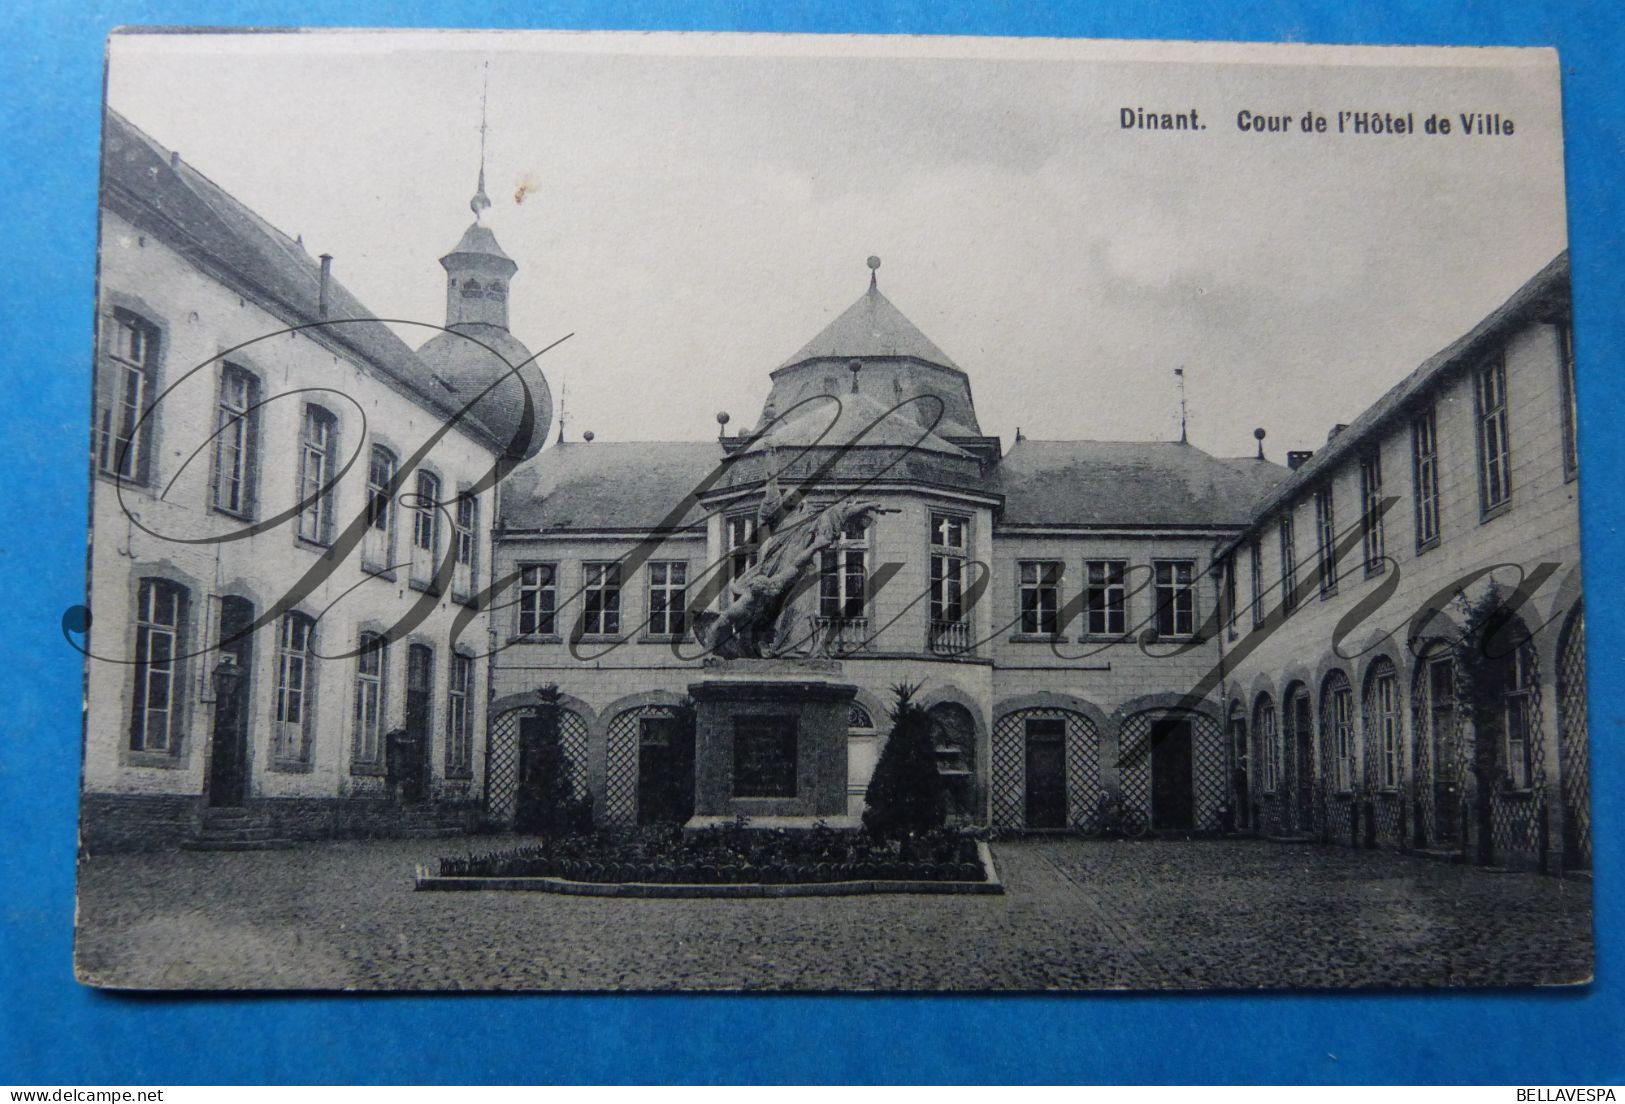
(814, 616, 870, 655)
(928, 619, 975, 657)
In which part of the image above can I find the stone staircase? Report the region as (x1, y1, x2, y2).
(182, 806, 294, 851)
(399, 803, 467, 839)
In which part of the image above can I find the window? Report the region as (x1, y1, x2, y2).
(129, 578, 186, 753)
(1503, 640, 1536, 790)
(582, 562, 622, 636)
(929, 513, 970, 653)
(1256, 697, 1279, 793)
(446, 652, 473, 777)
(1370, 661, 1400, 790)
(362, 445, 396, 570)
(647, 561, 688, 637)
(1327, 674, 1355, 793)
(1559, 324, 1578, 478)
(1222, 556, 1237, 640)
(1278, 515, 1298, 614)
(410, 470, 441, 587)
(1154, 560, 1195, 638)
(97, 309, 158, 482)
(1475, 353, 1512, 513)
(273, 611, 316, 766)
(1018, 561, 1062, 636)
(818, 517, 868, 623)
(517, 564, 557, 636)
(1250, 539, 1264, 628)
(296, 405, 338, 544)
(725, 514, 758, 586)
(1314, 487, 1337, 597)
(1360, 454, 1386, 575)
(211, 364, 257, 515)
(1086, 559, 1128, 637)
(453, 492, 479, 599)
(352, 632, 386, 768)
(1412, 407, 1441, 550)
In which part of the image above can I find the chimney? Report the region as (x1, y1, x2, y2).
(1287, 450, 1314, 471)
(1327, 423, 1349, 442)
(318, 254, 333, 320)
(169, 150, 181, 169)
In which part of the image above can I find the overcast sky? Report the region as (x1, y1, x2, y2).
(107, 31, 1566, 457)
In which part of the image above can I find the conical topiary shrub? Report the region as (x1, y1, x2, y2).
(514, 683, 591, 837)
(862, 681, 946, 842)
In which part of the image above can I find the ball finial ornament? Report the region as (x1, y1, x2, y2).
(1253, 427, 1267, 441)
(582, 430, 595, 442)
(716, 411, 730, 426)
(866, 255, 881, 271)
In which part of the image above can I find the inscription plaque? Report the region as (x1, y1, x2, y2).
(732, 715, 798, 797)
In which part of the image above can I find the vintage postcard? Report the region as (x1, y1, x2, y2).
(74, 29, 1591, 991)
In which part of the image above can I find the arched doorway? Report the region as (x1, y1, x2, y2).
(1557, 605, 1590, 870)
(1282, 683, 1313, 833)
(990, 707, 1101, 830)
(1411, 645, 1460, 847)
(1361, 657, 1404, 846)
(486, 704, 589, 826)
(604, 703, 692, 827)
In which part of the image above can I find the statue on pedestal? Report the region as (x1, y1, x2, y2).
(694, 459, 884, 660)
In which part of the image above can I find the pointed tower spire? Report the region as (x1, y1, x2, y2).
(470, 62, 492, 221)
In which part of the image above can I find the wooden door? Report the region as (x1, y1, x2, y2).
(1024, 717, 1066, 828)
(208, 596, 254, 806)
(403, 644, 433, 802)
(1150, 719, 1194, 831)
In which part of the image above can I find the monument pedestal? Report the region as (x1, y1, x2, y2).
(685, 659, 859, 832)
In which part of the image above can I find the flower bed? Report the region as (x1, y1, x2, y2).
(435, 824, 987, 885)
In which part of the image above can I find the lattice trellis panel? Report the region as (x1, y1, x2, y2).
(604, 705, 677, 827)
(989, 709, 1100, 829)
(1558, 609, 1591, 870)
(1279, 702, 1300, 833)
(559, 710, 589, 794)
(1410, 667, 1436, 846)
(1360, 660, 1407, 847)
(1319, 672, 1358, 845)
(485, 707, 591, 826)
(1063, 712, 1103, 827)
(1118, 713, 1153, 825)
(485, 708, 525, 824)
(1118, 710, 1221, 830)
(989, 711, 1026, 829)
(1190, 714, 1227, 832)
(1488, 641, 1546, 864)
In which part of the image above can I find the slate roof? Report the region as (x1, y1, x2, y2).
(747, 389, 971, 458)
(995, 440, 1290, 528)
(1231, 250, 1570, 542)
(500, 441, 727, 533)
(780, 283, 960, 369)
(99, 108, 495, 442)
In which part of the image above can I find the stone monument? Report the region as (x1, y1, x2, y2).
(687, 464, 885, 830)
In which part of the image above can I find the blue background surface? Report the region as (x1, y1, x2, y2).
(1, 0, 1620, 1086)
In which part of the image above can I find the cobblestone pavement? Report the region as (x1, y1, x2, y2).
(74, 837, 1592, 991)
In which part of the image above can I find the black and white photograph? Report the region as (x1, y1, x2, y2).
(74, 29, 1592, 992)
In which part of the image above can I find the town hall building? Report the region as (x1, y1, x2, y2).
(83, 106, 1588, 875)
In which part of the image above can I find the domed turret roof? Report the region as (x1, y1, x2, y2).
(417, 322, 551, 460)
(746, 389, 970, 458)
(442, 221, 515, 269)
(780, 282, 958, 370)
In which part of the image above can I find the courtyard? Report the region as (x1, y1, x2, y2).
(74, 837, 1592, 991)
